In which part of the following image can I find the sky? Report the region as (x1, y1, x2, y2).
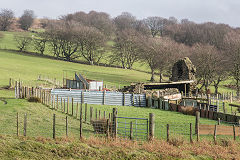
(1, 0, 240, 27)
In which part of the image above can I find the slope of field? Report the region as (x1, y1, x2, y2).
(0, 49, 152, 88)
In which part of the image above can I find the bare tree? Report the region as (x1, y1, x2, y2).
(46, 21, 106, 63)
(156, 38, 187, 82)
(19, 10, 35, 30)
(77, 25, 106, 65)
(137, 37, 170, 82)
(0, 9, 14, 31)
(111, 29, 140, 69)
(33, 33, 47, 54)
(190, 43, 220, 93)
(223, 31, 240, 96)
(45, 21, 80, 61)
(63, 11, 115, 37)
(14, 33, 32, 51)
(144, 16, 168, 37)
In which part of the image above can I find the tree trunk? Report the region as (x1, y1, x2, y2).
(150, 70, 155, 82)
(214, 86, 218, 95)
(159, 72, 163, 83)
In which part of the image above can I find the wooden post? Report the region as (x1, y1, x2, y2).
(113, 108, 118, 138)
(123, 93, 125, 106)
(76, 102, 79, 118)
(66, 116, 68, 137)
(67, 97, 69, 114)
(103, 111, 106, 119)
(61, 98, 63, 111)
(81, 91, 84, 104)
(80, 108, 83, 139)
(167, 124, 169, 142)
(64, 99, 66, 113)
(106, 119, 109, 138)
(190, 123, 193, 143)
(223, 102, 226, 114)
(72, 97, 74, 116)
(24, 113, 27, 137)
(56, 95, 59, 110)
(85, 103, 87, 122)
(149, 113, 155, 141)
(99, 110, 101, 119)
(103, 90, 106, 105)
(218, 118, 220, 125)
(130, 121, 133, 140)
(90, 107, 93, 121)
(16, 113, 19, 136)
(233, 125, 236, 141)
(95, 108, 98, 120)
(213, 124, 217, 144)
(53, 114, 56, 139)
(195, 111, 200, 141)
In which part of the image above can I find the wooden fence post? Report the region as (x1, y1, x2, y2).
(72, 97, 74, 116)
(113, 108, 118, 138)
(76, 102, 79, 118)
(96, 108, 98, 120)
(149, 113, 155, 141)
(53, 114, 56, 139)
(213, 124, 217, 144)
(99, 110, 101, 119)
(64, 99, 66, 113)
(24, 113, 27, 137)
(17, 113, 19, 136)
(67, 97, 69, 114)
(195, 111, 200, 141)
(233, 125, 236, 141)
(130, 121, 133, 140)
(61, 98, 63, 111)
(103, 90, 106, 105)
(85, 103, 87, 122)
(218, 118, 221, 125)
(106, 119, 109, 138)
(80, 108, 83, 139)
(56, 95, 58, 110)
(190, 123, 193, 143)
(90, 107, 93, 121)
(66, 116, 68, 137)
(167, 124, 169, 142)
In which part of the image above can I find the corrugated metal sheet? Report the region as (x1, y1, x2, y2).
(51, 89, 146, 107)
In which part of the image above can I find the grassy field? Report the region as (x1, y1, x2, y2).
(0, 30, 239, 159)
(0, 49, 153, 88)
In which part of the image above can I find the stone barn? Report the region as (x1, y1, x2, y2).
(170, 57, 196, 82)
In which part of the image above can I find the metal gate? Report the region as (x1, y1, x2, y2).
(116, 117, 148, 140)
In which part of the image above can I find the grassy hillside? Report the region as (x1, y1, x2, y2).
(0, 49, 152, 88)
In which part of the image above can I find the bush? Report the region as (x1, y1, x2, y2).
(28, 97, 41, 103)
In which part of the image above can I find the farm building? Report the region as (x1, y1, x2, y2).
(64, 73, 103, 90)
